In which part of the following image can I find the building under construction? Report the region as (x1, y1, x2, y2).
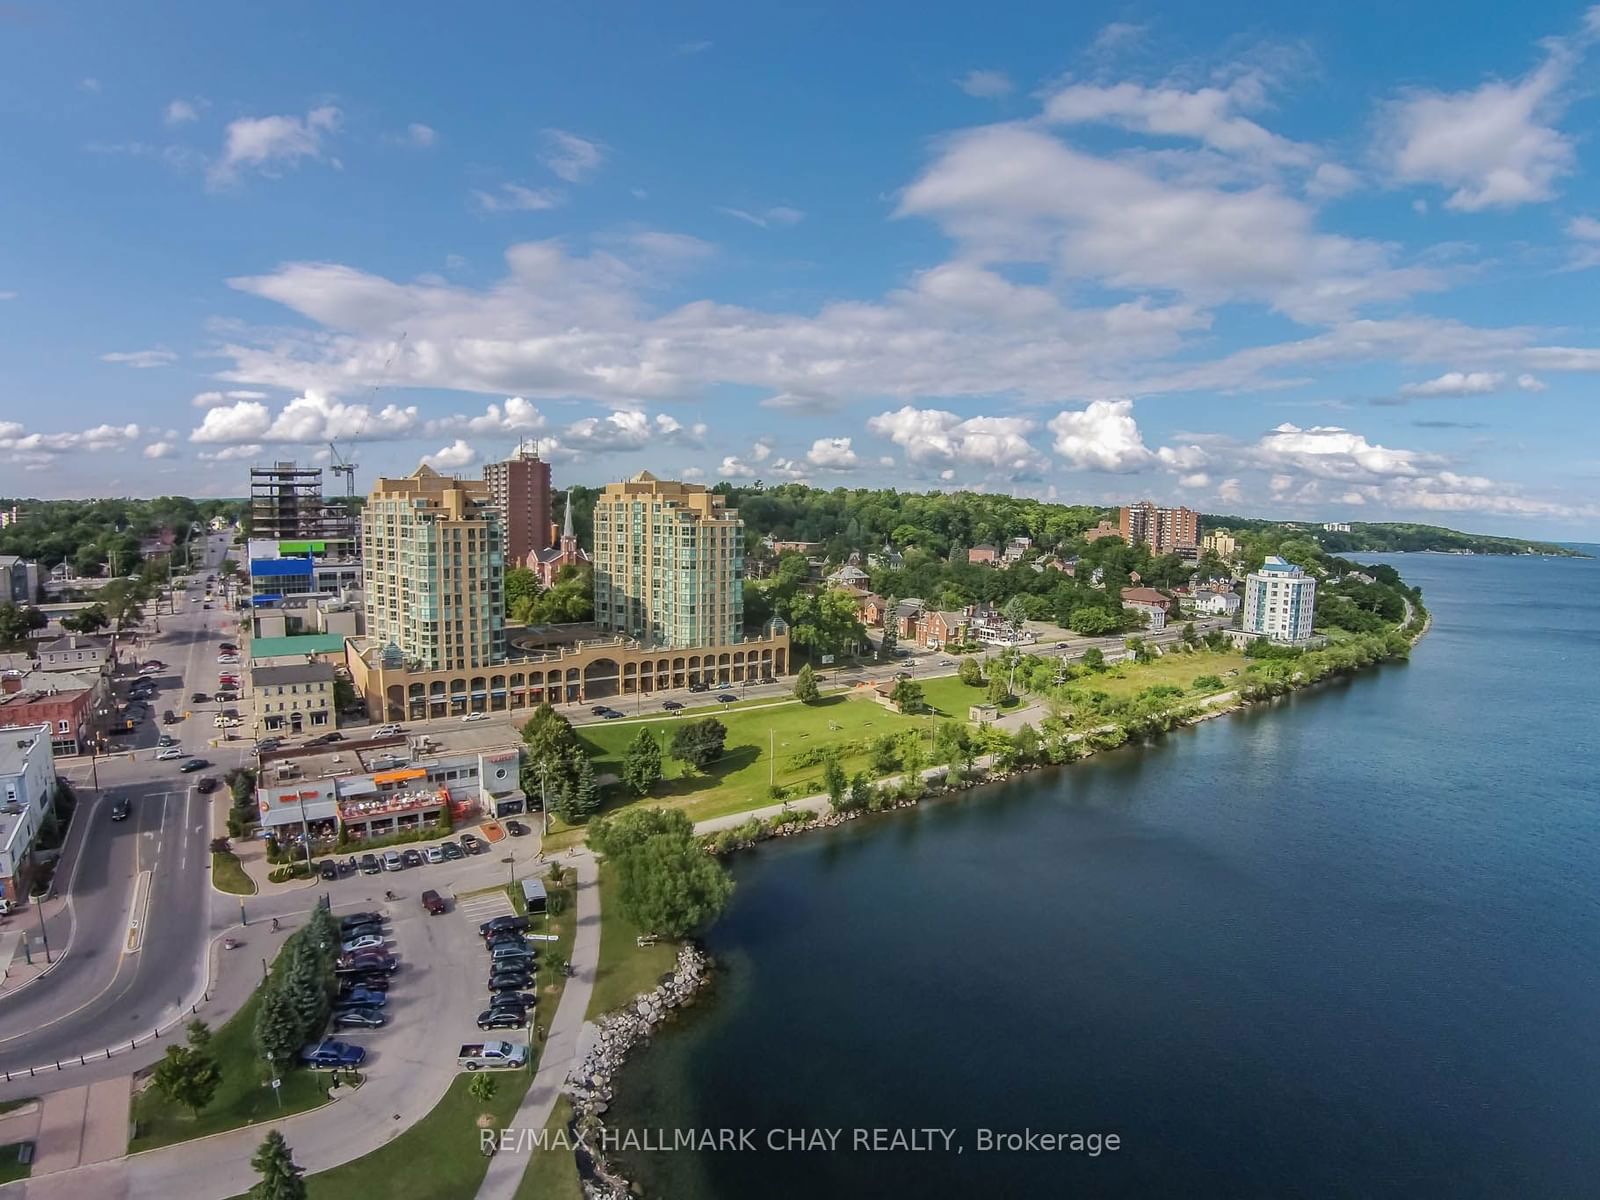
(249, 463, 358, 548)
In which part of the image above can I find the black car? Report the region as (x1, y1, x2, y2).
(109, 795, 131, 821)
(332, 1007, 387, 1030)
(590, 706, 610, 717)
(322, 732, 345, 742)
(476, 1007, 527, 1030)
(505, 819, 530, 837)
(687, 681, 709, 693)
(487, 929, 529, 947)
(336, 955, 398, 976)
(488, 987, 537, 1006)
(358, 854, 381, 875)
(196, 776, 219, 794)
(400, 848, 424, 869)
(601, 708, 623, 719)
(479, 915, 532, 939)
(192, 692, 208, 703)
(440, 841, 464, 861)
(662, 700, 684, 712)
(487, 965, 533, 983)
(339, 976, 390, 995)
(318, 859, 339, 881)
(180, 758, 209, 772)
(716, 694, 735, 704)
(256, 738, 283, 753)
(339, 912, 383, 931)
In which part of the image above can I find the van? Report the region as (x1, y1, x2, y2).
(421, 889, 447, 916)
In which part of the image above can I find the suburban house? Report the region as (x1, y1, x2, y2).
(0, 723, 58, 905)
(867, 544, 904, 571)
(762, 537, 822, 556)
(826, 564, 871, 589)
(1188, 589, 1241, 617)
(891, 598, 926, 639)
(857, 593, 888, 626)
(915, 609, 969, 650)
(968, 603, 1036, 646)
(1120, 586, 1172, 631)
(967, 544, 999, 565)
(38, 635, 113, 673)
(1001, 536, 1032, 564)
(250, 661, 337, 738)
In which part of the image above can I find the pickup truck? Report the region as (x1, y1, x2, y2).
(457, 1041, 529, 1071)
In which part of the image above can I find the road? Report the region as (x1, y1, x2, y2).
(0, 533, 247, 1072)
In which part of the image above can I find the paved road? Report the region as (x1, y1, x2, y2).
(0, 533, 244, 1073)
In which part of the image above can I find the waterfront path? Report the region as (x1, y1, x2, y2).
(476, 850, 600, 1199)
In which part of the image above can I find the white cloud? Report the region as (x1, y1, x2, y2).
(867, 406, 1048, 476)
(193, 389, 268, 407)
(405, 123, 436, 148)
(540, 411, 705, 461)
(427, 396, 546, 435)
(164, 98, 204, 125)
(806, 436, 861, 470)
(1089, 22, 1146, 54)
(1249, 423, 1425, 481)
(1376, 13, 1595, 211)
(197, 444, 262, 462)
(541, 129, 605, 182)
(717, 205, 804, 229)
(1563, 215, 1600, 270)
(957, 70, 1014, 99)
(675, 40, 713, 56)
(102, 348, 177, 368)
(79, 78, 100, 93)
(1217, 478, 1244, 504)
(1400, 371, 1504, 397)
(143, 441, 177, 459)
(681, 466, 706, 479)
(421, 439, 478, 470)
(189, 391, 420, 444)
(1046, 398, 1156, 472)
(472, 184, 561, 213)
(1179, 472, 1211, 488)
(0, 291, 15, 301)
(1516, 373, 1546, 392)
(208, 105, 341, 187)
(751, 439, 773, 463)
(0, 421, 141, 457)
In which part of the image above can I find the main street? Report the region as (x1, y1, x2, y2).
(0, 533, 246, 1073)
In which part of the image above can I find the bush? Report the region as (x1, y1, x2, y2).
(1192, 674, 1224, 692)
(766, 784, 790, 803)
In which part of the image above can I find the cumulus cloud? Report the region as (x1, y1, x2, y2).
(472, 184, 561, 213)
(541, 129, 605, 182)
(1046, 398, 1155, 472)
(164, 98, 204, 125)
(1516, 373, 1546, 391)
(1376, 12, 1596, 210)
(867, 406, 1048, 476)
(957, 70, 1014, 98)
(143, 441, 177, 459)
(426, 396, 546, 435)
(421, 439, 478, 470)
(404, 123, 436, 147)
(197, 444, 262, 462)
(539, 411, 706, 461)
(193, 389, 268, 407)
(0, 421, 141, 458)
(189, 391, 420, 444)
(806, 436, 861, 470)
(102, 349, 177, 368)
(208, 105, 341, 187)
(1400, 371, 1505, 397)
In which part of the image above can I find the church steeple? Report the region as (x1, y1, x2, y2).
(560, 486, 576, 550)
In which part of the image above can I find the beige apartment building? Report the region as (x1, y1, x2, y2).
(251, 662, 336, 738)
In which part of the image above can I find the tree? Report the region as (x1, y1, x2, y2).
(823, 756, 849, 811)
(1069, 605, 1123, 636)
(878, 595, 899, 659)
(1080, 647, 1106, 672)
(504, 566, 540, 617)
(185, 1019, 213, 1052)
(932, 720, 970, 768)
(670, 718, 727, 771)
(61, 605, 109, 634)
(284, 948, 329, 1042)
(985, 672, 1010, 704)
(1181, 621, 1198, 647)
(1001, 594, 1029, 636)
(621, 729, 663, 797)
(219, 559, 239, 579)
(890, 678, 926, 713)
(1012, 723, 1042, 765)
(588, 806, 695, 858)
(254, 985, 302, 1067)
(249, 1130, 307, 1200)
(792, 663, 819, 703)
(468, 1071, 500, 1109)
(521, 704, 577, 764)
(848, 772, 873, 811)
(151, 1042, 221, 1119)
(614, 833, 734, 938)
(1127, 637, 1155, 664)
(553, 753, 600, 824)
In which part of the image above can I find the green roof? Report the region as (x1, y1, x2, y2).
(248, 633, 348, 659)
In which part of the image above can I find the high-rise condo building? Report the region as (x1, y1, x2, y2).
(360, 466, 505, 671)
(1119, 501, 1200, 554)
(482, 444, 551, 567)
(591, 472, 744, 648)
(1243, 555, 1317, 642)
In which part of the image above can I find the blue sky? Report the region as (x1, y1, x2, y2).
(3, 1, 1599, 537)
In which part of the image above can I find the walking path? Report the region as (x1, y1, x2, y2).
(475, 851, 599, 1200)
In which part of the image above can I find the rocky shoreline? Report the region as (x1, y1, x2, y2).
(566, 943, 712, 1199)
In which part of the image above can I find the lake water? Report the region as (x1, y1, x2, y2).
(607, 550, 1600, 1199)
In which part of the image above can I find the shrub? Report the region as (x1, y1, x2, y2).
(1192, 674, 1224, 692)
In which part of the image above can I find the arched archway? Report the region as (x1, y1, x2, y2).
(584, 658, 620, 700)
(385, 685, 404, 722)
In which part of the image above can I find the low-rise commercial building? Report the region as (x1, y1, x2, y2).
(38, 634, 113, 673)
(0, 724, 59, 904)
(0, 670, 108, 756)
(250, 662, 337, 738)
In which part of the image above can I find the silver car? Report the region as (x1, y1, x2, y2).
(382, 850, 404, 871)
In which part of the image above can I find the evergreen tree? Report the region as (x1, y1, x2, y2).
(1001, 594, 1029, 635)
(284, 949, 328, 1043)
(249, 1130, 307, 1200)
(621, 729, 663, 797)
(553, 753, 601, 824)
(254, 986, 301, 1067)
(878, 595, 899, 659)
(792, 663, 819, 703)
(957, 656, 983, 687)
(151, 1043, 221, 1119)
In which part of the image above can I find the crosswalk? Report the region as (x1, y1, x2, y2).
(455, 889, 514, 924)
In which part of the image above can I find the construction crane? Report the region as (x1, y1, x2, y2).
(328, 441, 357, 497)
(326, 331, 407, 501)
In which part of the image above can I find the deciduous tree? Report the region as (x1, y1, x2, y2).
(621, 729, 663, 797)
(670, 718, 727, 771)
(792, 663, 819, 703)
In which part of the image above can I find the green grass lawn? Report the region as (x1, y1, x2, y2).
(917, 673, 1005, 718)
(299, 1072, 532, 1200)
(0, 1143, 32, 1186)
(512, 1097, 583, 1200)
(130, 958, 329, 1151)
(1074, 649, 1249, 705)
(587, 861, 679, 1020)
(210, 850, 256, 895)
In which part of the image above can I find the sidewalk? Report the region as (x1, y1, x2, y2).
(0, 897, 72, 1000)
(476, 851, 600, 1200)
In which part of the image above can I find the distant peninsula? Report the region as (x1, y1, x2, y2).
(1203, 517, 1588, 558)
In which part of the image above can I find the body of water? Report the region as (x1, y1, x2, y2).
(608, 551, 1600, 1198)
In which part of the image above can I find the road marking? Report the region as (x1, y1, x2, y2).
(124, 870, 153, 954)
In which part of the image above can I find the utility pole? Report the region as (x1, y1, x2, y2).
(769, 729, 775, 787)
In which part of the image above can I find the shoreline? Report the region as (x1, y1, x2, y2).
(558, 615, 1432, 1198)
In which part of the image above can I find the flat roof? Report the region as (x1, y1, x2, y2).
(258, 726, 522, 783)
(251, 662, 336, 687)
(249, 634, 348, 659)
(0, 724, 49, 777)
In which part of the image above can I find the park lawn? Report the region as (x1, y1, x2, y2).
(300, 1072, 531, 1200)
(0, 1143, 31, 1186)
(916, 673, 1008, 718)
(572, 694, 936, 826)
(587, 861, 678, 1020)
(129, 967, 328, 1151)
(512, 1097, 584, 1200)
(210, 850, 256, 895)
(1076, 648, 1249, 704)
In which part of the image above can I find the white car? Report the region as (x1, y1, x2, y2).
(216, 656, 238, 665)
(424, 845, 444, 864)
(374, 724, 404, 737)
(462, 712, 489, 723)
(341, 934, 385, 954)
(155, 747, 183, 760)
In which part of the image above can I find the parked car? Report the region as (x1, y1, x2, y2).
(109, 795, 131, 821)
(424, 845, 444, 864)
(140, 661, 163, 674)
(219, 643, 238, 653)
(162, 710, 178, 725)
(462, 712, 489, 723)
(337, 953, 398, 974)
(341, 934, 385, 954)
(476, 1007, 527, 1030)
(332, 1007, 387, 1030)
(486, 970, 533, 991)
(421, 889, 447, 915)
(155, 747, 184, 761)
(339, 912, 383, 931)
(381, 850, 404, 872)
(358, 854, 381, 875)
(335, 986, 387, 1008)
(687, 681, 709, 693)
(716, 680, 733, 690)
(716, 694, 736, 705)
(488, 987, 537, 1007)
(190, 692, 208, 703)
(338, 978, 389, 998)
(300, 1040, 366, 1068)
(374, 724, 404, 737)
(340, 920, 383, 943)
(456, 1041, 529, 1071)
(459, 833, 482, 853)
(317, 859, 340, 881)
(180, 758, 209, 772)
(401, 848, 424, 869)
(479, 915, 532, 939)
(256, 737, 283, 752)
(440, 841, 465, 861)
(505, 820, 530, 837)
(589, 706, 610, 717)
(490, 947, 536, 967)
(196, 776, 219, 794)
(321, 732, 345, 742)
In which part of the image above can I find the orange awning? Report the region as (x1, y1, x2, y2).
(372, 767, 427, 784)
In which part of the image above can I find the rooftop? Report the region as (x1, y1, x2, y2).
(249, 633, 349, 660)
(258, 723, 523, 783)
(251, 662, 337, 687)
(41, 634, 111, 653)
(0, 724, 49, 778)
(1256, 556, 1307, 576)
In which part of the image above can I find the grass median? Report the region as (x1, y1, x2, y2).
(210, 849, 256, 895)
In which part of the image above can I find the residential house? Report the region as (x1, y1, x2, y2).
(857, 593, 887, 626)
(867, 544, 904, 571)
(826, 564, 871, 589)
(761, 536, 822, 556)
(1188, 589, 1241, 618)
(915, 609, 969, 650)
(967, 544, 999, 565)
(1120, 586, 1171, 631)
(0, 723, 58, 904)
(1001, 536, 1032, 564)
(968, 603, 1036, 646)
(38, 634, 113, 673)
(891, 598, 926, 639)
